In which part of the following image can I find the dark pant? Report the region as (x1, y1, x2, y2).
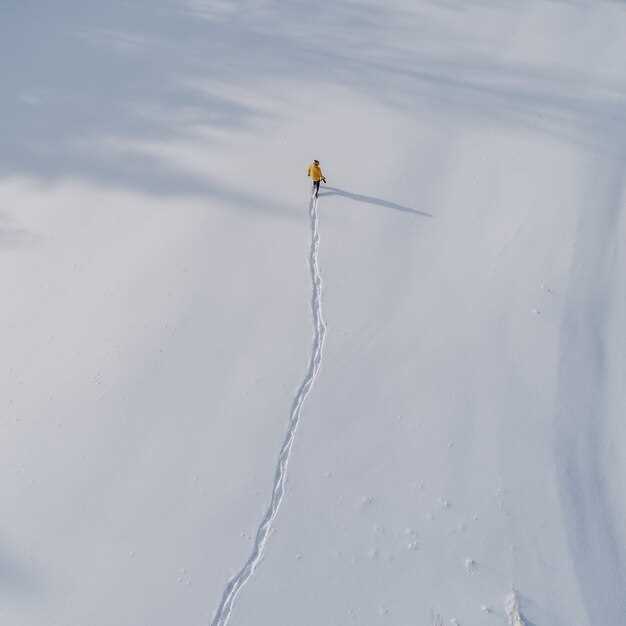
(312, 180, 320, 197)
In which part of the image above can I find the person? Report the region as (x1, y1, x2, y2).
(307, 160, 326, 198)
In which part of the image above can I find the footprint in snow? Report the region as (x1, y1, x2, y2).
(361, 495, 376, 507)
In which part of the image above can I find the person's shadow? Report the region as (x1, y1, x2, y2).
(319, 186, 432, 217)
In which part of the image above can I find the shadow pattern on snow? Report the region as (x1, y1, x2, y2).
(4, 0, 626, 203)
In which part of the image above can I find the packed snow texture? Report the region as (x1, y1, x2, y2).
(2, 1, 626, 626)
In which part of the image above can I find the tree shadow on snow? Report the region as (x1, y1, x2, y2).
(319, 187, 433, 217)
(0, 0, 394, 210)
(3, 0, 626, 206)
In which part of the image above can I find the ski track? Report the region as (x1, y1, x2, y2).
(209, 194, 326, 626)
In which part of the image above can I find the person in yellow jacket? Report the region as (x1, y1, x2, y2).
(307, 160, 326, 198)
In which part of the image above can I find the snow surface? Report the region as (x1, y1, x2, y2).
(2, 1, 626, 625)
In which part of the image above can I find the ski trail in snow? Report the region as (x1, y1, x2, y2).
(210, 195, 326, 626)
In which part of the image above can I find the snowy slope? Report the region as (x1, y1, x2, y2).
(2, 1, 626, 625)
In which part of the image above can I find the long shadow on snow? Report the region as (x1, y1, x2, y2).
(319, 187, 433, 217)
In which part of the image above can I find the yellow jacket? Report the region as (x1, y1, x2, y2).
(307, 162, 325, 182)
